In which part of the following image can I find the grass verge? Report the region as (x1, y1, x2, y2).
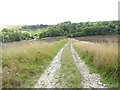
(2, 39, 68, 88)
(57, 43, 82, 88)
(73, 40, 119, 88)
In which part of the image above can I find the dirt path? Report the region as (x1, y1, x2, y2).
(70, 43, 107, 88)
(34, 43, 69, 88)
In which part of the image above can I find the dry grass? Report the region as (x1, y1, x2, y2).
(74, 35, 119, 42)
(2, 39, 67, 88)
(74, 40, 118, 77)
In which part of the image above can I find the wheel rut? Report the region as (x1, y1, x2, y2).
(34, 43, 69, 88)
(70, 42, 107, 88)
(34, 42, 107, 88)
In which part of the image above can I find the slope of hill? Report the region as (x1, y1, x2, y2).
(0, 20, 119, 43)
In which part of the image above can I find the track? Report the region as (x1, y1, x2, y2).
(34, 43, 68, 88)
(34, 42, 107, 88)
(70, 43, 107, 88)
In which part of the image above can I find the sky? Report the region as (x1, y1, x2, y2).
(0, 0, 119, 27)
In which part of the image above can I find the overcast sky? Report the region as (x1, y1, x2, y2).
(0, 0, 119, 27)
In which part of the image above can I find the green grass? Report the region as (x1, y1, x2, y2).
(0, 25, 22, 31)
(0, 25, 47, 34)
(7, 25, 22, 30)
(28, 28, 47, 34)
(73, 42, 119, 88)
(42, 36, 66, 39)
(0, 27, 4, 31)
(2, 39, 68, 88)
(57, 43, 82, 88)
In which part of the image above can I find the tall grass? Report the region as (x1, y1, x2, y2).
(2, 39, 67, 88)
(74, 40, 118, 87)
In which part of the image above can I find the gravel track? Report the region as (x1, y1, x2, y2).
(70, 43, 107, 88)
(34, 42, 107, 88)
(34, 43, 68, 88)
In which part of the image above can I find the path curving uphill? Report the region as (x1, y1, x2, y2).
(34, 43, 69, 88)
(70, 43, 107, 88)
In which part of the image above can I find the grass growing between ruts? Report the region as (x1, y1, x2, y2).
(73, 40, 118, 88)
(2, 39, 67, 88)
(57, 43, 82, 88)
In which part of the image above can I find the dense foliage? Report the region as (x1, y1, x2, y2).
(0, 20, 119, 42)
(1, 29, 33, 42)
(0, 24, 49, 42)
(39, 21, 119, 38)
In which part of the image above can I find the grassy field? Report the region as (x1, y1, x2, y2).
(28, 28, 47, 34)
(42, 36, 66, 39)
(0, 25, 22, 31)
(2, 35, 119, 88)
(0, 28, 4, 31)
(2, 39, 67, 88)
(6, 25, 22, 30)
(57, 43, 82, 88)
(74, 35, 119, 42)
(73, 40, 118, 88)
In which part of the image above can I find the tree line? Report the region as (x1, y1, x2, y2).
(39, 21, 119, 38)
(0, 20, 119, 43)
(0, 29, 34, 42)
(21, 24, 49, 31)
(0, 24, 49, 42)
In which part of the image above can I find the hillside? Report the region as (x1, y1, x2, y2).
(0, 20, 119, 43)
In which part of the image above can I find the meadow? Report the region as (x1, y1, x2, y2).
(1, 35, 119, 88)
(1, 20, 119, 88)
(73, 37, 119, 88)
(74, 35, 119, 42)
(2, 39, 67, 88)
